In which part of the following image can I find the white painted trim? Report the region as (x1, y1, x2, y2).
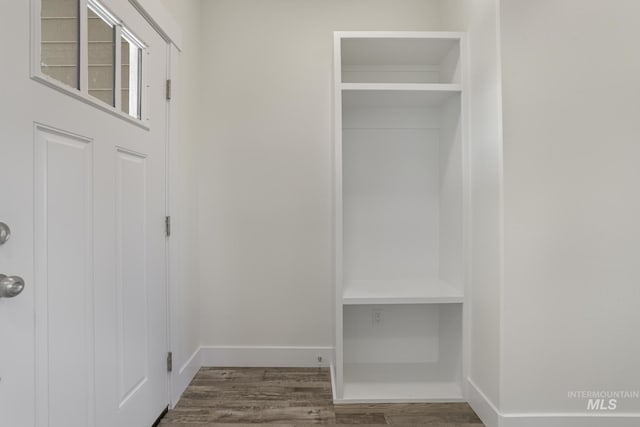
(170, 347, 201, 408)
(500, 414, 640, 427)
(467, 378, 640, 427)
(168, 346, 336, 406)
(334, 31, 465, 40)
(495, 0, 507, 417)
(340, 83, 462, 92)
(164, 40, 173, 410)
(200, 346, 335, 368)
(459, 32, 471, 400)
(330, 364, 337, 402)
(128, 0, 182, 50)
(334, 396, 465, 405)
(31, 76, 150, 130)
(333, 30, 344, 400)
(467, 378, 501, 427)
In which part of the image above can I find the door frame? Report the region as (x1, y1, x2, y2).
(127, 0, 185, 409)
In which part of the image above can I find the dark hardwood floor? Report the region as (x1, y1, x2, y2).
(160, 367, 484, 426)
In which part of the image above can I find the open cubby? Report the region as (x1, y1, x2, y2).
(342, 304, 463, 402)
(342, 89, 464, 303)
(341, 35, 461, 84)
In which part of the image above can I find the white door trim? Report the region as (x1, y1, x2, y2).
(128, 0, 182, 50)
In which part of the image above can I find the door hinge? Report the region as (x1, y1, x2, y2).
(166, 79, 172, 100)
(167, 352, 173, 373)
(165, 216, 171, 237)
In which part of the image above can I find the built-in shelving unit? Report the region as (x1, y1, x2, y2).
(334, 32, 467, 403)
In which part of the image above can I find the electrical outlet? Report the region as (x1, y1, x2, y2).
(372, 308, 383, 326)
(317, 356, 323, 364)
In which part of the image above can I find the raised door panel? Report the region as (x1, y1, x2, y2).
(34, 125, 94, 427)
(115, 148, 149, 410)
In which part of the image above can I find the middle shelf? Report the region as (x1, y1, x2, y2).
(343, 279, 463, 305)
(341, 82, 462, 92)
(342, 83, 461, 108)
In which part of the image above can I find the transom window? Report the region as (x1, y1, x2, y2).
(40, 0, 145, 120)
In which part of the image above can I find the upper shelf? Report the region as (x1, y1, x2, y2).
(342, 279, 464, 305)
(339, 33, 462, 84)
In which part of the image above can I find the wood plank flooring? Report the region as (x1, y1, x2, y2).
(160, 367, 484, 426)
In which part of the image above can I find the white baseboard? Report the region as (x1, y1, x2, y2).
(467, 378, 501, 427)
(500, 413, 640, 427)
(170, 347, 201, 407)
(330, 364, 337, 401)
(466, 377, 640, 427)
(200, 345, 335, 368)
(168, 345, 334, 407)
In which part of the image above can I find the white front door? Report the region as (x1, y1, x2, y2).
(0, 1, 170, 426)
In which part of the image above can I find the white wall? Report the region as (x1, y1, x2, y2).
(439, 0, 469, 31)
(467, 0, 503, 414)
(501, 0, 640, 416)
(196, 0, 444, 353)
(159, 0, 202, 403)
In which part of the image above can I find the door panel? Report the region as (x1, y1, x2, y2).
(34, 126, 95, 427)
(116, 148, 149, 406)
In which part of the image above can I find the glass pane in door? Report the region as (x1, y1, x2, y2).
(41, 0, 80, 89)
(88, 6, 115, 106)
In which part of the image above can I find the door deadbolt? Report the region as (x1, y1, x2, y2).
(0, 222, 9, 245)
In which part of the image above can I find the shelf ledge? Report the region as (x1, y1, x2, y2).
(338, 381, 464, 403)
(341, 82, 461, 92)
(342, 279, 463, 305)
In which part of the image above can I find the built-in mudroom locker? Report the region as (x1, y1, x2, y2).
(333, 32, 467, 403)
